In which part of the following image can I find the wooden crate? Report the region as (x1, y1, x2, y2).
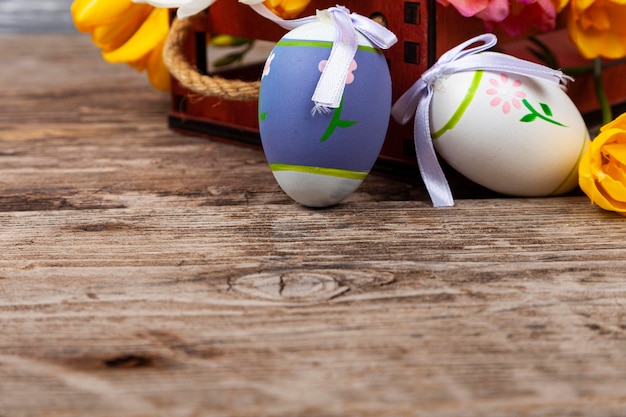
(167, 0, 626, 184)
(167, 0, 492, 180)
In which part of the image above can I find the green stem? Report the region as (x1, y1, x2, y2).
(593, 57, 613, 125)
(319, 97, 358, 142)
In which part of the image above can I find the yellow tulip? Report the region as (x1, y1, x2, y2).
(263, 0, 312, 19)
(102, 8, 169, 64)
(567, 0, 626, 59)
(71, 0, 171, 91)
(579, 112, 626, 214)
(72, 0, 135, 28)
(90, 5, 152, 51)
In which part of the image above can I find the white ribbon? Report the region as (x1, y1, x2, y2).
(246, 4, 397, 112)
(391, 33, 573, 207)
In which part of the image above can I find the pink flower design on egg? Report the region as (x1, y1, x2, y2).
(486, 73, 526, 114)
(318, 59, 358, 84)
(262, 52, 275, 78)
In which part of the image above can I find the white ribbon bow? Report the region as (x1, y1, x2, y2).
(247, 4, 397, 112)
(391, 33, 573, 207)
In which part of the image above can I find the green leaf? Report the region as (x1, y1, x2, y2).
(540, 103, 553, 117)
(211, 34, 253, 47)
(259, 112, 267, 121)
(520, 113, 537, 123)
(527, 47, 553, 69)
(213, 53, 243, 68)
(336, 120, 358, 128)
(527, 36, 560, 69)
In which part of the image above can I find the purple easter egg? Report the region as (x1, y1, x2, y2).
(258, 17, 392, 207)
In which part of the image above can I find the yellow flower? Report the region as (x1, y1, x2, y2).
(262, 0, 312, 19)
(579, 112, 626, 213)
(71, 0, 171, 91)
(239, 0, 311, 18)
(554, 0, 570, 12)
(567, 0, 626, 59)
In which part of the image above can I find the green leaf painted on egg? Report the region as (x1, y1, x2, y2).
(520, 113, 537, 123)
(336, 120, 358, 129)
(319, 96, 359, 143)
(540, 103, 553, 117)
(520, 99, 567, 127)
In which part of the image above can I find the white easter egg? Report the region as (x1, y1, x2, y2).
(430, 69, 589, 196)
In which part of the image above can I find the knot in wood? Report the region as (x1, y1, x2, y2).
(231, 270, 395, 304)
(232, 271, 348, 303)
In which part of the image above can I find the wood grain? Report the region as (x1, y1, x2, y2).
(1, 34, 626, 417)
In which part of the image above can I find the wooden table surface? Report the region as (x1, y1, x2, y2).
(2, 33, 626, 417)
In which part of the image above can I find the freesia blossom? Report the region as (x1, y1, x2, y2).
(72, 0, 170, 91)
(438, 0, 564, 37)
(567, 0, 626, 59)
(481, 0, 559, 37)
(437, 0, 509, 20)
(579, 112, 626, 214)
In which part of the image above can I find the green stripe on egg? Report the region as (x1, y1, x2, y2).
(432, 70, 484, 140)
(276, 40, 380, 54)
(268, 164, 369, 207)
(269, 163, 369, 180)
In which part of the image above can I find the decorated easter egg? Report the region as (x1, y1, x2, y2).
(258, 15, 392, 207)
(430, 69, 589, 196)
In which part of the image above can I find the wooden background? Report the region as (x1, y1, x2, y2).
(0, 0, 74, 33)
(2, 3, 626, 417)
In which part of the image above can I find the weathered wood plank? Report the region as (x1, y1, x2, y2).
(2, 199, 626, 416)
(1, 34, 626, 417)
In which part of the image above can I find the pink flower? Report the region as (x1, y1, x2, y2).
(486, 73, 527, 114)
(438, 0, 509, 20)
(482, 0, 558, 37)
(438, 0, 559, 38)
(318, 59, 358, 85)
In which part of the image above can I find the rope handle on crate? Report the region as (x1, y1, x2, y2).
(163, 16, 261, 101)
